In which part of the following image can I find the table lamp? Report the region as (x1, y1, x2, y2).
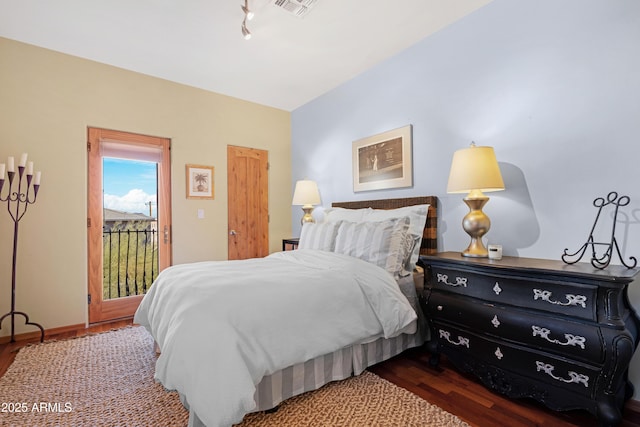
(447, 142, 505, 257)
(292, 179, 321, 224)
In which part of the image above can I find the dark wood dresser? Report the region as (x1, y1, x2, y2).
(419, 252, 640, 426)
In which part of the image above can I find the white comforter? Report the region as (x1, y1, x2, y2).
(134, 249, 417, 427)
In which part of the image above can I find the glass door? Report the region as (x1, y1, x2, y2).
(87, 127, 172, 323)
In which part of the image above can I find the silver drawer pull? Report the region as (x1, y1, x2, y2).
(495, 347, 504, 360)
(535, 361, 589, 387)
(436, 273, 468, 287)
(439, 329, 470, 348)
(533, 289, 587, 308)
(532, 326, 586, 349)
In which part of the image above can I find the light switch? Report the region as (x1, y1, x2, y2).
(197, 209, 205, 219)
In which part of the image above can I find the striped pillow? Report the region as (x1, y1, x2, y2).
(298, 221, 342, 251)
(365, 204, 429, 271)
(334, 217, 410, 277)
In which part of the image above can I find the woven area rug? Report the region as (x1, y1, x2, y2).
(0, 326, 468, 426)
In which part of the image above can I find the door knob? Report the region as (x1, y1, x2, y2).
(229, 230, 238, 236)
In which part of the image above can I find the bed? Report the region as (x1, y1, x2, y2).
(134, 196, 438, 427)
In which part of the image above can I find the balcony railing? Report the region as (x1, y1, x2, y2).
(103, 229, 158, 299)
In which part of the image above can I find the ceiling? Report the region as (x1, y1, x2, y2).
(0, 0, 493, 111)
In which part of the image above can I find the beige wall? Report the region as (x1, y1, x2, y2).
(0, 37, 291, 335)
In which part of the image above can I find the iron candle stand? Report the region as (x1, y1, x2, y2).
(0, 162, 44, 343)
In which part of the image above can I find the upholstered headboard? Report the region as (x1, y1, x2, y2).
(331, 196, 438, 255)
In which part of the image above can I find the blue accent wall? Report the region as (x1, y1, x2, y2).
(291, 0, 640, 394)
(291, 0, 640, 257)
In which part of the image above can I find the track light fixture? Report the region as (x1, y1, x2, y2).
(241, 0, 253, 39)
(241, 19, 251, 40)
(241, 1, 254, 20)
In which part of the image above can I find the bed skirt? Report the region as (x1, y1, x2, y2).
(186, 326, 426, 426)
(252, 327, 426, 412)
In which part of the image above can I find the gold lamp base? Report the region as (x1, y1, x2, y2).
(300, 205, 315, 225)
(461, 190, 491, 258)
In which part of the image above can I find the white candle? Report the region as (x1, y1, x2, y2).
(7, 157, 14, 172)
(0, 163, 5, 178)
(27, 161, 33, 175)
(34, 171, 41, 185)
(19, 153, 27, 167)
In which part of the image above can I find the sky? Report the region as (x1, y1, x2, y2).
(103, 158, 157, 218)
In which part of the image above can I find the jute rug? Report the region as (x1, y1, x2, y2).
(0, 326, 469, 426)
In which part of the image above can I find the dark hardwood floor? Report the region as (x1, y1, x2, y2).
(2, 320, 640, 427)
(370, 347, 640, 427)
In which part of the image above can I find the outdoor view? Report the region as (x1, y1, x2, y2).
(102, 158, 158, 300)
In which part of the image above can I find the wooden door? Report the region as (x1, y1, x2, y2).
(227, 145, 269, 260)
(87, 127, 172, 323)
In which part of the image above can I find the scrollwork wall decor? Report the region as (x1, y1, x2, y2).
(562, 191, 637, 270)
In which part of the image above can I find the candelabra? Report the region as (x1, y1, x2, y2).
(0, 153, 44, 343)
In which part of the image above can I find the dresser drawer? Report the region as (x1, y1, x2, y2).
(429, 266, 597, 321)
(428, 291, 603, 363)
(434, 322, 598, 396)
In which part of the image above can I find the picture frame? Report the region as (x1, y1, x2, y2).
(186, 164, 214, 199)
(352, 124, 413, 192)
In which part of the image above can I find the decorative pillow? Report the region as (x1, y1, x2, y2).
(398, 232, 420, 277)
(364, 204, 429, 271)
(334, 217, 410, 277)
(298, 221, 342, 251)
(322, 207, 372, 223)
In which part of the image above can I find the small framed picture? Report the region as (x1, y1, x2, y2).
(186, 164, 214, 200)
(352, 125, 413, 192)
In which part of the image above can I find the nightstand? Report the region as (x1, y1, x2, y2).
(282, 238, 299, 251)
(419, 252, 640, 426)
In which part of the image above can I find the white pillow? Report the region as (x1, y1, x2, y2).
(364, 204, 429, 270)
(323, 207, 371, 223)
(298, 221, 342, 251)
(334, 217, 410, 277)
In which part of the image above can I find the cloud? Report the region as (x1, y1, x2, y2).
(103, 189, 156, 217)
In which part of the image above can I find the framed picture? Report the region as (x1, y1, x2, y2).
(352, 124, 413, 192)
(186, 164, 214, 199)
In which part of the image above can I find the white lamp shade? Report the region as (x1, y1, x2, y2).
(447, 144, 505, 194)
(292, 180, 321, 206)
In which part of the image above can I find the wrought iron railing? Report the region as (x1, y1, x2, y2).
(103, 229, 158, 299)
